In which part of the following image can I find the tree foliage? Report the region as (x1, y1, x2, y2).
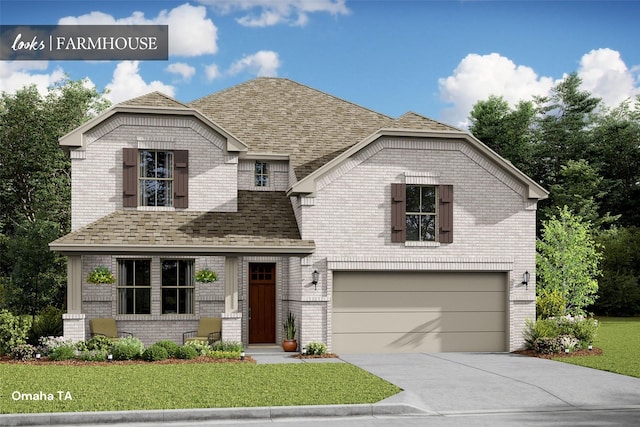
(0, 78, 109, 314)
(536, 206, 602, 316)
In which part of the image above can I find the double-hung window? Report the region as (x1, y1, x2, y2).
(255, 162, 269, 187)
(406, 185, 437, 241)
(117, 260, 151, 314)
(161, 260, 194, 314)
(139, 150, 173, 207)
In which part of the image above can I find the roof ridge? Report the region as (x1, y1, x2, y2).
(395, 111, 462, 132)
(118, 91, 190, 108)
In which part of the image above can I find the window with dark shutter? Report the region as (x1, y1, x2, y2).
(173, 150, 189, 209)
(391, 183, 406, 243)
(122, 148, 138, 207)
(438, 185, 453, 243)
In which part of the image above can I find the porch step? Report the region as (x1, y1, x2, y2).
(245, 344, 289, 355)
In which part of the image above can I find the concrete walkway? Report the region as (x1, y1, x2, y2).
(2, 351, 640, 426)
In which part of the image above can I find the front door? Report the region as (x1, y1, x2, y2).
(249, 263, 276, 343)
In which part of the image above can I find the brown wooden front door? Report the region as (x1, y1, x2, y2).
(248, 263, 276, 344)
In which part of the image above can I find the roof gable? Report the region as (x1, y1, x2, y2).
(118, 91, 190, 109)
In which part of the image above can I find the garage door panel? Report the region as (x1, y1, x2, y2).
(332, 332, 506, 354)
(333, 291, 505, 312)
(334, 272, 505, 292)
(332, 271, 507, 353)
(333, 311, 505, 333)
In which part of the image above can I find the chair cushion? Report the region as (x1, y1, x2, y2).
(197, 317, 221, 337)
(90, 318, 118, 338)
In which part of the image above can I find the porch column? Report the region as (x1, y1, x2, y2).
(63, 255, 85, 342)
(222, 256, 242, 343)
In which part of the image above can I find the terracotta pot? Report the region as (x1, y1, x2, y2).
(282, 339, 297, 352)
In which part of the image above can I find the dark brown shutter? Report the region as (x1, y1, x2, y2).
(123, 148, 138, 207)
(439, 185, 453, 243)
(174, 150, 189, 209)
(391, 183, 406, 243)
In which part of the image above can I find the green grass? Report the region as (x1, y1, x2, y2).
(0, 363, 401, 414)
(554, 317, 640, 378)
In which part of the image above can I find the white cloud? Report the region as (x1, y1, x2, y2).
(0, 61, 66, 96)
(105, 61, 175, 104)
(438, 53, 556, 127)
(228, 50, 281, 77)
(166, 62, 196, 81)
(59, 3, 218, 57)
(578, 48, 640, 107)
(205, 64, 221, 81)
(200, 0, 349, 27)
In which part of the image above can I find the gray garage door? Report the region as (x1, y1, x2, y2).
(332, 271, 507, 354)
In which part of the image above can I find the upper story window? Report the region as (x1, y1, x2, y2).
(405, 185, 437, 241)
(255, 162, 269, 187)
(123, 148, 188, 209)
(140, 151, 173, 207)
(391, 183, 453, 244)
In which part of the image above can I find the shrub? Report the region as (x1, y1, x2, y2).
(154, 340, 180, 357)
(49, 344, 76, 361)
(184, 340, 211, 356)
(0, 309, 32, 356)
(558, 335, 579, 352)
(175, 345, 198, 360)
(532, 337, 561, 354)
(77, 350, 108, 362)
(210, 340, 243, 352)
(30, 306, 63, 342)
(84, 335, 115, 352)
(570, 317, 598, 345)
(306, 342, 328, 355)
(12, 344, 38, 361)
(208, 350, 241, 359)
(536, 288, 566, 319)
(38, 336, 69, 356)
(142, 344, 169, 362)
(522, 318, 559, 349)
(112, 337, 144, 360)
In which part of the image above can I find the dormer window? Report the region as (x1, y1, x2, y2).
(255, 162, 269, 187)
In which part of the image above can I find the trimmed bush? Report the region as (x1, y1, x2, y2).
(77, 350, 108, 362)
(0, 309, 32, 356)
(49, 344, 76, 361)
(175, 345, 198, 360)
(155, 340, 180, 358)
(142, 344, 169, 362)
(306, 342, 328, 355)
(112, 337, 144, 360)
(12, 344, 38, 361)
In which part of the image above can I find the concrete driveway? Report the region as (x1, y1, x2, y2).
(340, 352, 640, 415)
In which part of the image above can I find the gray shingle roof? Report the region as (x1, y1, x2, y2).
(52, 191, 313, 252)
(119, 91, 190, 109)
(188, 78, 459, 179)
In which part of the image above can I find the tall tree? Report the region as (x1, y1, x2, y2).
(536, 206, 602, 316)
(468, 95, 535, 176)
(0, 78, 109, 313)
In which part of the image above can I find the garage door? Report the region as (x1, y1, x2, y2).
(332, 271, 506, 354)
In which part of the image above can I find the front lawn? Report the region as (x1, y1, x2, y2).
(554, 317, 640, 378)
(0, 362, 400, 414)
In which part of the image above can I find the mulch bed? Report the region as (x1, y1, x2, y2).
(0, 355, 256, 366)
(291, 353, 340, 359)
(512, 347, 603, 359)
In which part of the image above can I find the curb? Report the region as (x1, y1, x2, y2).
(0, 403, 429, 426)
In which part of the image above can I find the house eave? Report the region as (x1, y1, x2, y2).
(59, 105, 248, 152)
(49, 243, 315, 256)
(287, 128, 549, 201)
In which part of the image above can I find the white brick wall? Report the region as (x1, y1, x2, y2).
(298, 137, 538, 351)
(71, 115, 237, 230)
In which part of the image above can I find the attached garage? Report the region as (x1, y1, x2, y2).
(332, 271, 507, 354)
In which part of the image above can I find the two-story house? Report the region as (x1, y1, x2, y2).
(50, 78, 548, 354)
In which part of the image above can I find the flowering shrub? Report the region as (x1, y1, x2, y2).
(184, 340, 211, 356)
(38, 336, 71, 356)
(12, 344, 38, 361)
(558, 335, 579, 352)
(306, 342, 328, 355)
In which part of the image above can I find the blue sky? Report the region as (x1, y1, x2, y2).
(1, 0, 639, 126)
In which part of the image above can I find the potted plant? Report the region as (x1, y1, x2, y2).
(195, 267, 218, 283)
(87, 266, 115, 285)
(282, 311, 297, 352)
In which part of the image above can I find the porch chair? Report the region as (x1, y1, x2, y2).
(183, 317, 222, 344)
(89, 318, 133, 339)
